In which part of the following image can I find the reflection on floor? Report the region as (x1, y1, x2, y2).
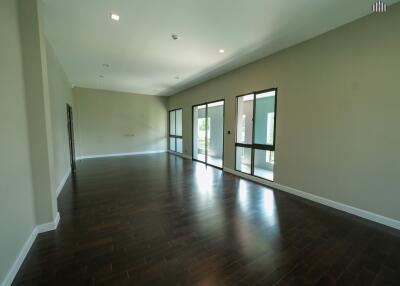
(196, 153, 223, 168)
(12, 153, 400, 285)
(239, 163, 274, 181)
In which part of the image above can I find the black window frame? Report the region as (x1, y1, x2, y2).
(169, 108, 183, 153)
(234, 88, 278, 181)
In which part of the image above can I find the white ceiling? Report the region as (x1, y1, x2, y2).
(41, 0, 398, 96)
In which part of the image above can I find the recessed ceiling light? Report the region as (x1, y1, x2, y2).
(219, 49, 225, 53)
(111, 13, 120, 21)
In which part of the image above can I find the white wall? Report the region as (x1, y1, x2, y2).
(168, 4, 400, 222)
(74, 88, 168, 158)
(18, 0, 58, 225)
(46, 41, 74, 190)
(0, 1, 74, 284)
(0, 0, 36, 283)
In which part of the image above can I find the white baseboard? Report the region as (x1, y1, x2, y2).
(76, 150, 167, 160)
(56, 169, 71, 197)
(1, 227, 37, 286)
(223, 167, 400, 231)
(167, 150, 192, 160)
(36, 212, 60, 233)
(2, 212, 60, 286)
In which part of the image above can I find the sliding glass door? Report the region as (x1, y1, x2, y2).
(193, 105, 207, 162)
(206, 101, 224, 167)
(235, 89, 277, 181)
(193, 100, 224, 168)
(169, 109, 183, 153)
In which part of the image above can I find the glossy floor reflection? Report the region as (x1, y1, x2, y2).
(239, 163, 274, 181)
(196, 153, 223, 168)
(12, 153, 400, 285)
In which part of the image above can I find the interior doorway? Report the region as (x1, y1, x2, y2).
(192, 100, 224, 169)
(67, 104, 76, 173)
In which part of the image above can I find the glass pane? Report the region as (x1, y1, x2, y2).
(169, 137, 176, 152)
(207, 101, 224, 168)
(254, 149, 274, 181)
(176, 109, 182, 136)
(169, 111, 176, 135)
(236, 94, 253, 144)
(235, 147, 252, 174)
(193, 105, 206, 162)
(176, 138, 183, 153)
(254, 90, 276, 145)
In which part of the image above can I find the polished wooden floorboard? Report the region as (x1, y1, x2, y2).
(13, 154, 400, 285)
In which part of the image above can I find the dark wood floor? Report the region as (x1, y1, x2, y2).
(13, 153, 400, 285)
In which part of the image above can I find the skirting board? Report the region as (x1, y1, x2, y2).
(223, 167, 400, 231)
(2, 212, 60, 286)
(167, 150, 192, 160)
(56, 169, 71, 197)
(36, 212, 60, 233)
(76, 150, 167, 160)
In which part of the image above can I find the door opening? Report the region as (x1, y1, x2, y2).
(67, 104, 76, 173)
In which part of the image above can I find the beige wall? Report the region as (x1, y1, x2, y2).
(0, 1, 74, 283)
(18, 0, 58, 225)
(46, 41, 74, 188)
(74, 88, 167, 157)
(0, 0, 36, 283)
(168, 5, 400, 220)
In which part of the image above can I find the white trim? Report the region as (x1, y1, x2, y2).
(168, 150, 192, 160)
(53, 212, 61, 229)
(1, 227, 38, 286)
(223, 167, 400, 231)
(36, 212, 60, 233)
(76, 150, 167, 160)
(56, 169, 71, 197)
(2, 212, 60, 286)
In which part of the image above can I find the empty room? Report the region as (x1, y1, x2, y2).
(1, 0, 400, 285)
